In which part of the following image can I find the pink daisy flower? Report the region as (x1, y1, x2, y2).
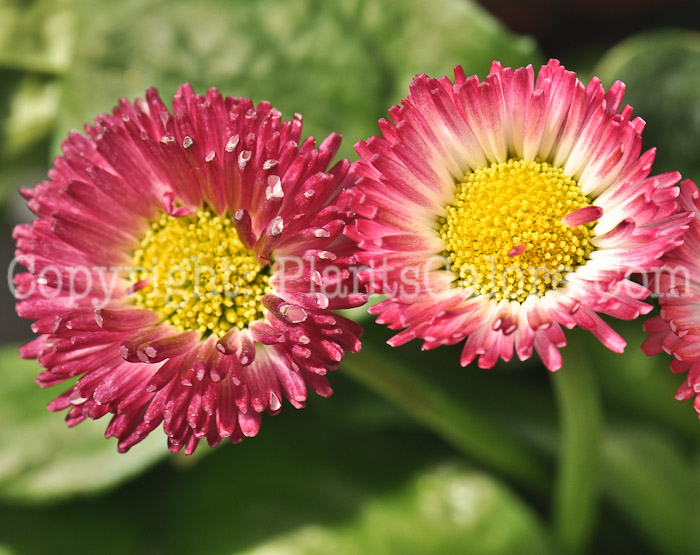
(13, 84, 365, 454)
(642, 180, 700, 414)
(349, 59, 691, 371)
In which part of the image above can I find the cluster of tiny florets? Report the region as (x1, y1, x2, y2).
(131, 207, 270, 337)
(439, 158, 595, 302)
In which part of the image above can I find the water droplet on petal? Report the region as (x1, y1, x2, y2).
(269, 392, 281, 411)
(225, 135, 239, 152)
(265, 176, 284, 199)
(239, 150, 251, 170)
(269, 216, 284, 237)
(315, 293, 329, 309)
(183, 136, 194, 149)
(280, 303, 307, 323)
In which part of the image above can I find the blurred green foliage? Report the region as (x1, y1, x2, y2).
(54, 0, 536, 161)
(2, 0, 700, 554)
(0, 345, 165, 503)
(595, 29, 700, 182)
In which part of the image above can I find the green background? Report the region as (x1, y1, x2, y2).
(1, 0, 700, 553)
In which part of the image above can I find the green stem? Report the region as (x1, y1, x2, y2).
(341, 341, 549, 491)
(551, 330, 603, 554)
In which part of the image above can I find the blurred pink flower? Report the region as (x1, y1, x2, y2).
(643, 180, 700, 413)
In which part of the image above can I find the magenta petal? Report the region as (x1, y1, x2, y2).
(15, 83, 368, 455)
(352, 58, 692, 378)
(95, 308, 160, 331)
(138, 331, 199, 363)
(562, 205, 604, 227)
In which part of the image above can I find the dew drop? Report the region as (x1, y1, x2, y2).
(265, 176, 284, 200)
(225, 135, 239, 152)
(317, 250, 336, 260)
(280, 303, 307, 323)
(239, 150, 251, 170)
(183, 136, 194, 149)
(269, 216, 284, 237)
(269, 392, 282, 411)
(315, 293, 329, 309)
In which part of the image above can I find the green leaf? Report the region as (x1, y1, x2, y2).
(0, 0, 76, 74)
(0, 344, 168, 503)
(238, 465, 551, 555)
(54, 0, 540, 160)
(594, 29, 700, 180)
(0, 70, 59, 157)
(341, 338, 550, 491)
(551, 331, 603, 554)
(0, 69, 61, 205)
(0, 406, 549, 555)
(602, 424, 693, 555)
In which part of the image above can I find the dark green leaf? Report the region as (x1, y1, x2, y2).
(236, 465, 551, 555)
(342, 338, 551, 491)
(602, 424, 693, 554)
(0, 406, 550, 555)
(0, 344, 167, 503)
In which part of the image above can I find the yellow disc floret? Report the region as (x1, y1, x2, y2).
(439, 158, 596, 303)
(131, 207, 270, 337)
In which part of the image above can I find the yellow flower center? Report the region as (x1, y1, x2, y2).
(131, 207, 270, 337)
(439, 158, 596, 303)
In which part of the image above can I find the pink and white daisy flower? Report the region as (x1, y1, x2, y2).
(349, 59, 691, 371)
(642, 180, 700, 414)
(13, 84, 366, 454)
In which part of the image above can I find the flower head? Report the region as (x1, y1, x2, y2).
(14, 84, 366, 454)
(349, 59, 691, 371)
(642, 180, 700, 413)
